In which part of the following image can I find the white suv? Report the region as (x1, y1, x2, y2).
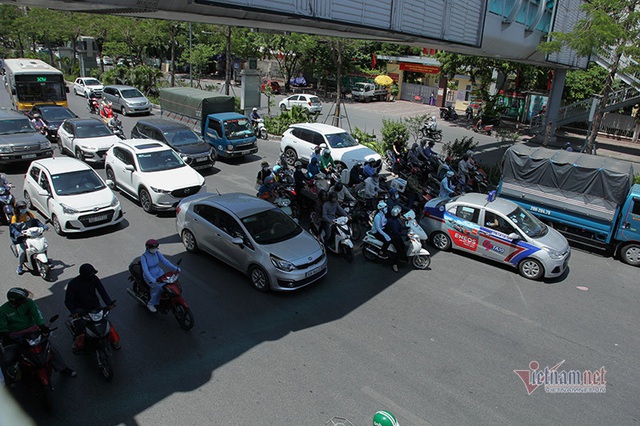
(104, 139, 206, 213)
(280, 123, 381, 171)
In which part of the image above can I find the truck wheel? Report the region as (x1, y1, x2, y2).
(518, 258, 544, 280)
(620, 243, 640, 266)
(283, 148, 298, 166)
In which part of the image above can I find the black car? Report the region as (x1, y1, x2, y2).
(131, 119, 215, 171)
(0, 110, 53, 164)
(27, 104, 78, 142)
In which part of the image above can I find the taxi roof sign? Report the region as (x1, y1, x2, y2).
(487, 190, 497, 202)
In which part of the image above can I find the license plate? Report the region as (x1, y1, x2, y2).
(305, 266, 322, 278)
(196, 157, 208, 162)
(22, 154, 37, 159)
(88, 214, 108, 223)
(239, 150, 251, 155)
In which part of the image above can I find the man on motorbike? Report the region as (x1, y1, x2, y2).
(328, 181, 356, 205)
(256, 161, 272, 187)
(439, 170, 456, 198)
(321, 192, 348, 247)
(250, 107, 261, 132)
(364, 173, 382, 212)
(141, 239, 179, 313)
(349, 162, 365, 186)
(363, 159, 377, 178)
(319, 148, 337, 174)
(293, 161, 311, 205)
(386, 205, 409, 272)
(386, 188, 408, 214)
(458, 153, 473, 183)
(0, 288, 76, 382)
(10, 200, 46, 275)
(311, 145, 323, 163)
(30, 113, 45, 133)
(405, 168, 423, 212)
(406, 143, 423, 169)
(64, 264, 120, 351)
(307, 156, 321, 178)
(87, 90, 99, 113)
(257, 175, 278, 203)
(371, 201, 391, 260)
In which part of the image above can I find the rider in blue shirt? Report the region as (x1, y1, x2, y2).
(141, 239, 178, 312)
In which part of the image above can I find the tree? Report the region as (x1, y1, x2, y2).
(539, 0, 640, 154)
(256, 33, 317, 91)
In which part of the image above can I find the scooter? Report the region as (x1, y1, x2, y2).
(107, 115, 125, 139)
(65, 306, 116, 382)
(312, 216, 355, 262)
(0, 184, 15, 224)
(127, 258, 194, 330)
(2, 315, 59, 411)
(10, 219, 51, 280)
(472, 118, 493, 135)
(87, 94, 100, 114)
(99, 103, 114, 122)
(440, 105, 458, 121)
(254, 118, 268, 140)
(361, 230, 431, 269)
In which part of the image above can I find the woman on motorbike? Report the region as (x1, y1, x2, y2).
(141, 239, 179, 313)
(319, 148, 336, 174)
(385, 205, 409, 271)
(10, 201, 46, 276)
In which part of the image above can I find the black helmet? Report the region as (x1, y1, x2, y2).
(145, 239, 159, 249)
(318, 189, 328, 201)
(328, 191, 338, 202)
(7, 287, 29, 306)
(334, 182, 343, 192)
(16, 200, 27, 210)
(79, 263, 98, 278)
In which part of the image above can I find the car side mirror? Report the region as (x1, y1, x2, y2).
(105, 179, 115, 189)
(508, 232, 520, 241)
(124, 164, 135, 172)
(231, 237, 244, 247)
(38, 189, 49, 197)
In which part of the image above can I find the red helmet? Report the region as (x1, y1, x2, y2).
(411, 167, 419, 174)
(145, 239, 159, 249)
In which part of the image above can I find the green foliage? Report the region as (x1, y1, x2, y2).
(494, 128, 520, 143)
(380, 118, 408, 152)
(442, 136, 478, 162)
(635, 174, 640, 185)
(389, 84, 399, 96)
(264, 106, 318, 136)
(563, 63, 615, 104)
(480, 164, 502, 187)
(403, 114, 428, 143)
(352, 127, 384, 155)
(101, 64, 163, 95)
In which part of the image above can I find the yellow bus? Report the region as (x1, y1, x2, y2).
(3, 58, 69, 111)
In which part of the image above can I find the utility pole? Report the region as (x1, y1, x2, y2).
(189, 22, 193, 88)
(225, 26, 231, 96)
(332, 40, 342, 128)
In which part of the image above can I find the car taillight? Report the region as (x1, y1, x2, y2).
(176, 206, 181, 215)
(308, 101, 311, 106)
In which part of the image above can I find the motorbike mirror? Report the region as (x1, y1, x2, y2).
(507, 232, 520, 241)
(177, 258, 183, 266)
(49, 314, 59, 323)
(105, 179, 115, 189)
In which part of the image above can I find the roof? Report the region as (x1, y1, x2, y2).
(135, 118, 192, 132)
(117, 139, 168, 152)
(214, 112, 250, 120)
(65, 118, 104, 126)
(0, 110, 29, 120)
(197, 193, 275, 218)
(455, 193, 518, 215)
(32, 157, 91, 174)
(288, 122, 346, 133)
(103, 84, 137, 90)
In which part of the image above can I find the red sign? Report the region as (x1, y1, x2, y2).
(450, 231, 478, 252)
(388, 73, 400, 82)
(399, 63, 440, 74)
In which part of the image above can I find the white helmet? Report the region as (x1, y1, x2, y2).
(252, 107, 257, 112)
(377, 201, 387, 211)
(391, 205, 401, 217)
(323, 148, 331, 156)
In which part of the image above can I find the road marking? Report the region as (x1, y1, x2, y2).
(361, 386, 432, 426)
(450, 288, 540, 327)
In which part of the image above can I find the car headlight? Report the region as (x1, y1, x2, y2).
(110, 195, 120, 207)
(270, 254, 295, 272)
(60, 203, 78, 214)
(150, 186, 171, 194)
(544, 247, 564, 259)
(79, 145, 97, 152)
(39, 141, 51, 150)
(0, 145, 13, 153)
(226, 144, 234, 151)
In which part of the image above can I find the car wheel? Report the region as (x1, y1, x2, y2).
(75, 148, 84, 161)
(430, 231, 451, 251)
(280, 104, 287, 112)
(249, 265, 270, 292)
(23, 191, 33, 209)
(121, 106, 127, 116)
(139, 188, 154, 213)
(518, 258, 544, 280)
(283, 147, 298, 166)
(620, 243, 640, 266)
(105, 166, 117, 188)
(51, 214, 64, 236)
(335, 161, 347, 172)
(181, 229, 199, 253)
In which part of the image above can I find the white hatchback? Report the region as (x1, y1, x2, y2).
(278, 94, 322, 114)
(280, 122, 381, 171)
(73, 77, 103, 97)
(104, 139, 206, 213)
(57, 118, 120, 164)
(23, 157, 123, 235)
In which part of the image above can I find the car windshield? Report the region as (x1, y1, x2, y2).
(51, 169, 105, 196)
(0, 119, 36, 135)
(40, 107, 75, 120)
(121, 88, 144, 98)
(325, 131, 358, 148)
(75, 122, 113, 138)
(507, 206, 548, 238)
(241, 208, 302, 245)
(224, 119, 254, 140)
(136, 149, 185, 172)
(165, 129, 202, 146)
(352, 83, 367, 92)
(84, 79, 101, 86)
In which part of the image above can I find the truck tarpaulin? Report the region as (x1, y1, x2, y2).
(159, 87, 234, 133)
(500, 145, 634, 221)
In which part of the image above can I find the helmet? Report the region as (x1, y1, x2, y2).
(7, 287, 29, 306)
(328, 192, 338, 202)
(252, 107, 257, 112)
(79, 263, 98, 278)
(389, 188, 397, 197)
(310, 157, 318, 164)
(334, 182, 343, 191)
(145, 239, 159, 249)
(373, 410, 399, 426)
(314, 146, 322, 152)
(377, 201, 387, 211)
(465, 150, 474, 157)
(318, 189, 328, 201)
(264, 175, 275, 184)
(33, 113, 41, 119)
(16, 200, 27, 210)
(411, 143, 418, 150)
(391, 205, 401, 217)
(273, 165, 282, 173)
(420, 139, 426, 145)
(446, 170, 455, 178)
(411, 167, 419, 175)
(323, 148, 331, 156)
(428, 140, 435, 147)
(294, 160, 302, 168)
(369, 158, 376, 164)
(261, 161, 269, 169)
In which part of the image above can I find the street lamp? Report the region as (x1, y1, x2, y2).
(189, 22, 193, 88)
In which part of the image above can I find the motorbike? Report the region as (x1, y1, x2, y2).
(403, 210, 428, 247)
(361, 229, 431, 270)
(9, 219, 51, 280)
(419, 116, 443, 141)
(254, 118, 268, 140)
(465, 105, 474, 121)
(2, 315, 59, 411)
(472, 118, 493, 135)
(273, 186, 299, 221)
(126, 258, 194, 330)
(0, 183, 15, 224)
(99, 103, 114, 122)
(87, 95, 100, 114)
(439, 105, 458, 121)
(107, 115, 125, 139)
(310, 215, 354, 262)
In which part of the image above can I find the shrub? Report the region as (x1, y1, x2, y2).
(404, 114, 428, 143)
(380, 118, 408, 152)
(264, 106, 318, 136)
(442, 136, 478, 162)
(352, 127, 384, 155)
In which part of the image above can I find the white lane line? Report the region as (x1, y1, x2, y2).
(361, 385, 432, 426)
(450, 288, 540, 328)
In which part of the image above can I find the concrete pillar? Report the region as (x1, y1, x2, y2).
(543, 68, 566, 145)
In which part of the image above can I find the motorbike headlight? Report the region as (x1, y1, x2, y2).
(110, 195, 120, 207)
(43, 242, 48, 251)
(150, 186, 171, 194)
(39, 141, 51, 150)
(0, 145, 13, 153)
(60, 203, 78, 214)
(270, 254, 295, 272)
(544, 247, 564, 259)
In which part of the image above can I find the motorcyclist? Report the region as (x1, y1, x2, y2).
(328, 181, 356, 205)
(10, 200, 46, 275)
(457, 153, 473, 183)
(406, 143, 423, 169)
(386, 188, 408, 214)
(87, 90, 99, 113)
(100, 100, 113, 119)
(364, 173, 382, 211)
(439, 170, 456, 198)
(64, 264, 120, 351)
(465, 105, 474, 120)
(349, 162, 365, 186)
(371, 201, 391, 259)
(141, 239, 179, 313)
(249, 107, 261, 131)
(310, 145, 323, 163)
(321, 191, 348, 246)
(256, 161, 272, 186)
(319, 148, 336, 174)
(405, 167, 422, 210)
(307, 156, 321, 178)
(30, 113, 45, 133)
(363, 158, 377, 178)
(257, 175, 278, 202)
(385, 205, 409, 271)
(0, 288, 77, 382)
(293, 160, 311, 205)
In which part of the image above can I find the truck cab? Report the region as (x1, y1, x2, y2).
(203, 112, 258, 158)
(614, 185, 640, 265)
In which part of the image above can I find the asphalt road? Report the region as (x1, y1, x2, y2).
(0, 86, 639, 426)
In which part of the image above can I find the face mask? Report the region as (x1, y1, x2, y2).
(19, 209, 27, 214)
(149, 248, 158, 254)
(394, 194, 399, 200)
